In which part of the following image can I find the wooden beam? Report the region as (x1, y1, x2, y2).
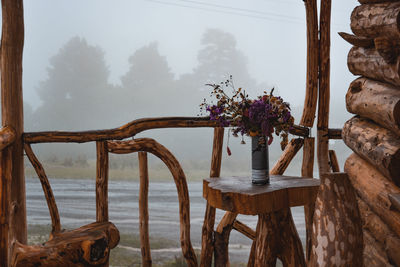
(300, 0, 319, 127)
(343, 116, 400, 186)
(232, 220, 256, 240)
(348, 46, 400, 87)
(346, 77, 400, 135)
(317, 0, 332, 174)
(327, 128, 342, 139)
(1, 0, 26, 250)
(345, 153, 400, 238)
(351, 2, 400, 39)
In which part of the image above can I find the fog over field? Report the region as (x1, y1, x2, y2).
(20, 0, 357, 170)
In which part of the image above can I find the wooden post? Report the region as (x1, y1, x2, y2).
(138, 152, 152, 267)
(0, 148, 12, 266)
(1, 0, 26, 252)
(317, 0, 332, 174)
(96, 141, 109, 222)
(300, 0, 319, 127)
(200, 127, 224, 267)
(301, 137, 315, 262)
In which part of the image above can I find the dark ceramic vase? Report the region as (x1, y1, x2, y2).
(251, 136, 269, 185)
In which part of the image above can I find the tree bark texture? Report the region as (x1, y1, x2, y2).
(338, 32, 374, 48)
(309, 172, 363, 267)
(300, 0, 319, 127)
(342, 116, 400, 186)
(351, 2, 400, 39)
(1, 0, 26, 247)
(11, 222, 120, 267)
(107, 138, 198, 266)
(348, 46, 400, 87)
(346, 77, 400, 135)
(96, 141, 109, 222)
(138, 152, 152, 267)
(344, 153, 400, 238)
(358, 198, 400, 266)
(200, 127, 223, 267)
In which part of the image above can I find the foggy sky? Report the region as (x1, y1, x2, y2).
(23, 0, 357, 113)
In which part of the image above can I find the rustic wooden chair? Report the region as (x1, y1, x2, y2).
(11, 143, 120, 267)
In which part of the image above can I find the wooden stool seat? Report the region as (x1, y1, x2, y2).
(203, 175, 320, 215)
(12, 221, 120, 267)
(203, 175, 320, 266)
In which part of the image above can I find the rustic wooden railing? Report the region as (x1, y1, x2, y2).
(20, 116, 313, 266)
(0, 126, 16, 267)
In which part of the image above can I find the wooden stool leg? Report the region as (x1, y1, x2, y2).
(254, 214, 278, 267)
(277, 209, 306, 267)
(254, 209, 306, 267)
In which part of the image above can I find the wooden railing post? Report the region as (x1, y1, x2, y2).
(1, 1, 26, 262)
(96, 141, 109, 222)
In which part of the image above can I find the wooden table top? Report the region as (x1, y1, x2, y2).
(203, 175, 320, 215)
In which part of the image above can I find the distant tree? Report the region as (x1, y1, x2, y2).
(121, 42, 174, 91)
(193, 28, 256, 87)
(34, 37, 115, 131)
(120, 42, 176, 117)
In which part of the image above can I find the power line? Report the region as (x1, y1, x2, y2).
(146, 0, 305, 24)
(178, 0, 304, 21)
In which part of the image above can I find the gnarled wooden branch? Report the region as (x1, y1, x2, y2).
(11, 222, 120, 267)
(24, 143, 61, 234)
(23, 117, 309, 144)
(107, 138, 197, 267)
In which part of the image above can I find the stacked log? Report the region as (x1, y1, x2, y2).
(342, 2, 400, 265)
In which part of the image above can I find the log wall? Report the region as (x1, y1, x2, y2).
(342, 1, 400, 265)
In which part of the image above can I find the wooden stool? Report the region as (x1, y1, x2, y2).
(203, 175, 320, 266)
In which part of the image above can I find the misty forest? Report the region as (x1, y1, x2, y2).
(23, 29, 350, 177)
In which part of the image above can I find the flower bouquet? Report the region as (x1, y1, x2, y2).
(200, 77, 294, 184)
